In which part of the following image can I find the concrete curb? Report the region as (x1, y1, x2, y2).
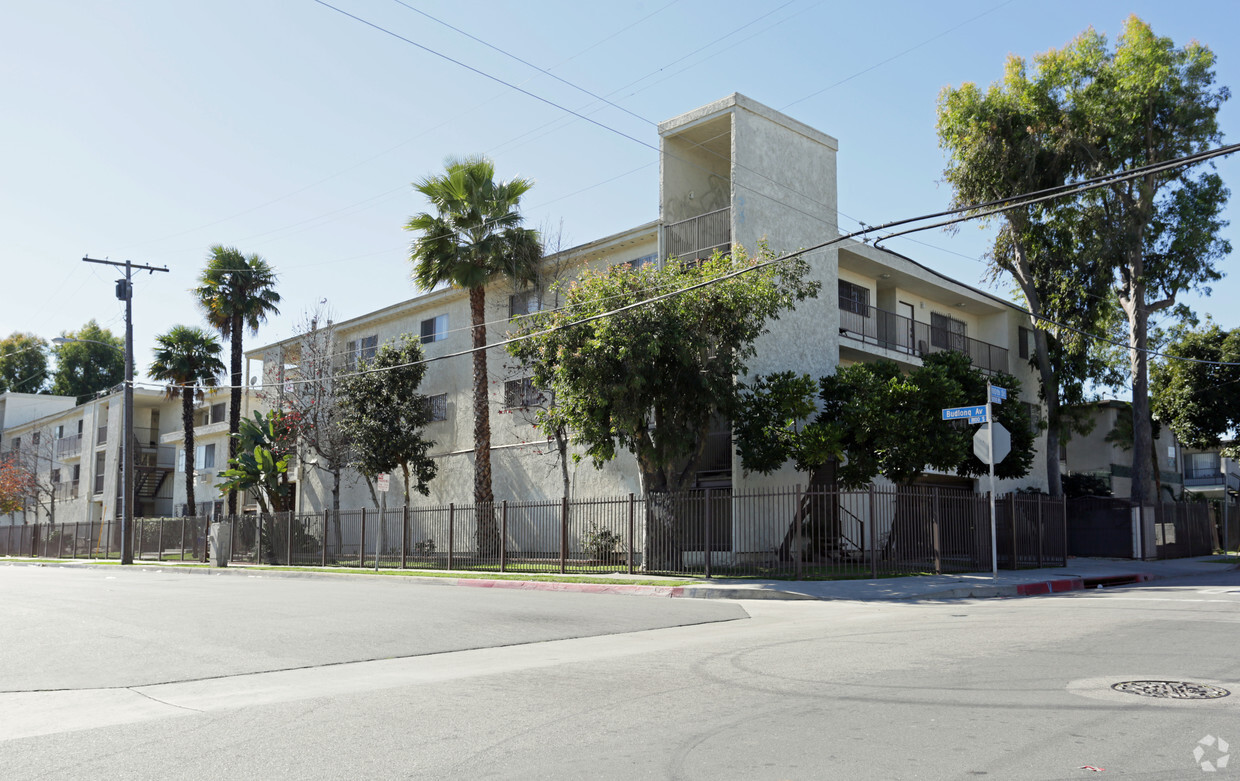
(0, 557, 1194, 603)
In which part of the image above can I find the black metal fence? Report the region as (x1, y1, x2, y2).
(0, 484, 1071, 579)
(1066, 497, 1215, 559)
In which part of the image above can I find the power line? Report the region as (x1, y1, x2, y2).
(244, 141, 1240, 389)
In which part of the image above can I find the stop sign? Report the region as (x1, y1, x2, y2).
(973, 422, 1011, 465)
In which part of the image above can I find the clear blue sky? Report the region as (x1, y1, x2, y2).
(2, 1, 1237, 388)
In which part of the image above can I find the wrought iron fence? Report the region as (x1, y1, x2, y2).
(0, 484, 1074, 578)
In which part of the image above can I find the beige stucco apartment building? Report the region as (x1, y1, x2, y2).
(253, 94, 1050, 518)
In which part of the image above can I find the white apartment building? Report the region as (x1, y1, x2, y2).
(253, 94, 1049, 516)
(0, 386, 254, 526)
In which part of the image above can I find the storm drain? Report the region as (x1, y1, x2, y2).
(1111, 680, 1231, 700)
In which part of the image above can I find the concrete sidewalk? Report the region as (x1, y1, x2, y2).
(6, 554, 1235, 602)
(676, 555, 1238, 601)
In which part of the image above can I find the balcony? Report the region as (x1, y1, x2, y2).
(55, 434, 82, 459)
(664, 208, 730, 263)
(96, 425, 108, 445)
(839, 302, 1009, 375)
(54, 480, 79, 501)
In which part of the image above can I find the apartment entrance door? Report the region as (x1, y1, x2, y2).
(899, 302, 915, 352)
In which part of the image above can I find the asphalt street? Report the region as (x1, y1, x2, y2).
(3, 564, 1239, 780)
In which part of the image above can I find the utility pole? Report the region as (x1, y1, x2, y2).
(82, 256, 169, 565)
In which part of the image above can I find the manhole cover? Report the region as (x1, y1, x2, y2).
(1111, 681, 1231, 700)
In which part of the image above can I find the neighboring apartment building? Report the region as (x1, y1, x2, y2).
(253, 93, 1049, 517)
(1060, 399, 1184, 501)
(0, 386, 255, 526)
(1180, 445, 1240, 502)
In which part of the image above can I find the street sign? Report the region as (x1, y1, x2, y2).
(376, 473, 390, 492)
(989, 385, 1007, 404)
(968, 416, 987, 425)
(973, 422, 1011, 465)
(942, 405, 987, 421)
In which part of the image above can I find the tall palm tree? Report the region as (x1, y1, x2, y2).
(405, 156, 542, 524)
(149, 325, 226, 525)
(194, 246, 281, 515)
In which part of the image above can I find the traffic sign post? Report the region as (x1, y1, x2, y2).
(942, 385, 1008, 579)
(985, 383, 1000, 578)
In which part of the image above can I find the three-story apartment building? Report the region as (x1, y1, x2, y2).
(253, 94, 1049, 518)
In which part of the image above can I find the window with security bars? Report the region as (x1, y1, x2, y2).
(420, 315, 448, 344)
(346, 334, 379, 369)
(504, 378, 545, 409)
(426, 393, 448, 422)
(838, 280, 870, 317)
(930, 312, 968, 351)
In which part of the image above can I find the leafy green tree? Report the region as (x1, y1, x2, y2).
(149, 325, 226, 521)
(1047, 17, 1230, 506)
(1152, 321, 1240, 452)
(938, 28, 1121, 496)
(49, 321, 123, 399)
(406, 156, 541, 524)
(737, 353, 1034, 561)
(217, 410, 298, 514)
(335, 334, 437, 508)
(738, 352, 1035, 489)
(194, 246, 282, 516)
(508, 244, 819, 497)
(0, 332, 49, 394)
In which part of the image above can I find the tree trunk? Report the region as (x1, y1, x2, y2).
(469, 285, 501, 557)
(1123, 281, 1153, 507)
(331, 465, 342, 557)
(1032, 328, 1063, 497)
(1006, 230, 1063, 497)
(182, 391, 196, 519)
(227, 311, 243, 516)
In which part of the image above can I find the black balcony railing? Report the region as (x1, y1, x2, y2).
(839, 302, 1009, 375)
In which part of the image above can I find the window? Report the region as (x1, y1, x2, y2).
(196, 443, 216, 470)
(838, 281, 870, 317)
(346, 334, 379, 369)
(930, 312, 968, 351)
(51, 468, 61, 484)
(420, 315, 448, 345)
(72, 464, 80, 481)
(177, 448, 186, 473)
(1187, 452, 1221, 480)
(426, 393, 448, 422)
(1018, 326, 1037, 360)
(54, 425, 64, 439)
(31, 431, 40, 446)
(623, 253, 657, 271)
(509, 291, 540, 320)
(11, 437, 19, 452)
(210, 402, 226, 425)
(504, 378, 543, 409)
(1022, 401, 1042, 435)
(77, 420, 83, 434)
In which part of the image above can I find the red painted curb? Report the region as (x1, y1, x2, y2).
(1015, 577, 1083, 596)
(453, 578, 684, 598)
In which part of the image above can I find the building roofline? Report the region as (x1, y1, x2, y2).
(658, 93, 839, 151)
(248, 220, 659, 358)
(841, 239, 1030, 316)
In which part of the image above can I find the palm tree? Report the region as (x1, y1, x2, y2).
(149, 326, 226, 528)
(194, 246, 281, 516)
(405, 156, 541, 543)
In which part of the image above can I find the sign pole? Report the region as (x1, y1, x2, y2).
(987, 381, 997, 579)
